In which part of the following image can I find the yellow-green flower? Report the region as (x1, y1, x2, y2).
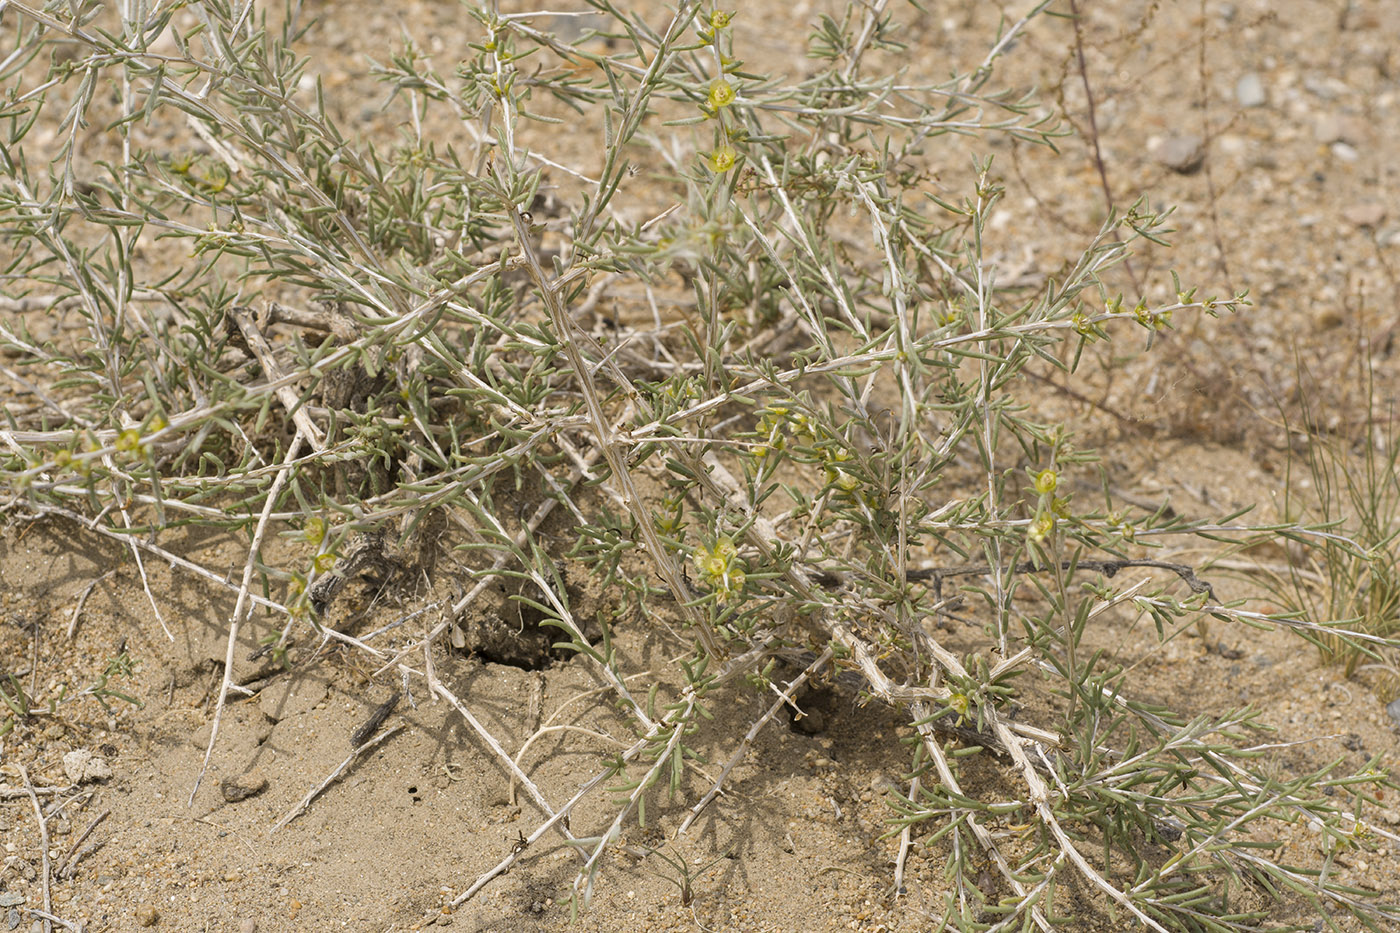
(707, 78, 736, 110)
(832, 468, 860, 492)
(708, 143, 737, 173)
(948, 692, 970, 725)
(1029, 512, 1056, 543)
(1034, 469, 1058, 496)
(710, 10, 733, 28)
(693, 536, 746, 601)
(303, 517, 328, 547)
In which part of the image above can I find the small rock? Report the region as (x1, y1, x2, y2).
(220, 773, 269, 803)
(0, 896, 22, 909)
(1313, 306, 1344, 331)
(1236, 73, 1266, 108)
(1155, 134, 1206, 174)
(62, 749, 112, 785)
(1343, 202, 1386, 228)
(870, 775, 899, 795)
(1303, 74, 1350, 100)
(239, 920, 258, 933)
(1315, 114, 1364, 145)
(1314, 114, 1345, 144)
(1331, 142, 1359, 162)
(135, 904, 159, 927)
(6, 907, 18, 930)
(1386, 696, 1400, 727)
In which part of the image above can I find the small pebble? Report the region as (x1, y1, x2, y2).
(1386, 696, 1400, 727)
(870, 775, 898, 795)
(239, 921, 258, 933)
(220, 774, 269, 804)
(5, 908, 18, 931)
(1155, 134, 1206, 174)
(1312, 307, 1344, 331)
(1303, 74, 1349, 100)
(1331, 142, 1359, 162)
(1236, 73, 1266, 108)
(0, 896, 21, 909)
(1342, 202, 1386, 228)
(1315, 114, 1365, 145)
(135, 904, 159, 927)
(62, 749, 113, 785)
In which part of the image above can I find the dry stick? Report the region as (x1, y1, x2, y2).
(574, 695, 698, 908)
(451, 644, 773, 909)
(695, 457, 1054, 927)
(425, 668, 585, 852)
(508, 725, 627, 807)
(23, 909, 81, 933)
(66, 569, 116, 640)
(0, 291, 165, 313)
(55, 808, 109, 879)
(0, 785, 72, 800)
(122, 527, 173, 641)
(16, 764, 53, 933)
(270, 726, 403, 832)
(676, 646, 834, 835)
(227, 305, 327, 453)
(451, 749, 632, 908)
(498, 182, 724, 661)
(188, 433, 306, 807)
(893, 774, 918, 894)
(23, 503, 288, 616)
(827, 615, 1050, 933)
(1066, 0, 1140, 296)
(1194, 0, 1235, 296)
(0, 363, 98, 430)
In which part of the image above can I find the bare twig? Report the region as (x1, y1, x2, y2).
(270, 726, 404, 833)
(0, 785, 73, 799)
(17, 763, 54, 933)
(55, 808, 110, 880)
(189, 434, 306, 807)
(226, 305, 327, 452)
(677, 646, 833, 834)
(67, 569, 117, 640)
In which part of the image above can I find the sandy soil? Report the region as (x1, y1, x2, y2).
(3, 1, 1399, 931)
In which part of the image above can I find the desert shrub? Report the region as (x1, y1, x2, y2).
(1, 1, 1395, 929)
